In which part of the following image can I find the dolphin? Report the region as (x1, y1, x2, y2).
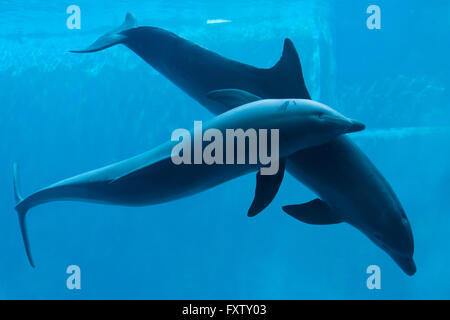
(14, 95, 364, 267)
(71, 13, 416, 275)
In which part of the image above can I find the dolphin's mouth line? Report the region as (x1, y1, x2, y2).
(392, 253, 416, 276)
(318, 114, 348, 125)
(378, 239, 416, 276)
(371, 232, 416, 276)
(319, 114, 366, 133)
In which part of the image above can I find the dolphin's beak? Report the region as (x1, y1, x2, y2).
(346, 119, 366, 133)
(393, 254, 417, 276)
(320, 114, 365, 134)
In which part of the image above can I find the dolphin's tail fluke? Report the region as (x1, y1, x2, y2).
(70, 12, 138, 53)
(13, 163, 35, 268)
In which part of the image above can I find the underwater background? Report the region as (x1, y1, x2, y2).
(1, 0, 449, 299)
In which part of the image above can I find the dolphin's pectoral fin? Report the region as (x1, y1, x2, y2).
(282, 199, 343, 225)
(248, 159, 286, 217)
(70, 12, 138, 53)
(206, 89, 262, 109)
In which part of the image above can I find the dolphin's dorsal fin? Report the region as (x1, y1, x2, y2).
(206, 89, 261, 109)
(122, 12, 138, 30)
(248, 159, 285, 217)
(273, 39, 299, 70)
(282, 199, 343, 225)
(268, 39, 311, 100)
(70, 12, 138, 53)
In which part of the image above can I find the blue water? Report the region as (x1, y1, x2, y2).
(1, 0, 449, 299)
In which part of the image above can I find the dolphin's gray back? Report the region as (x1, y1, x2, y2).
(71, 13, 310, 111)
(96, 25, 310, 114)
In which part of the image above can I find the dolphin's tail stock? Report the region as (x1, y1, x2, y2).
(13, 163, 35, 267)
(70, 12, 138, 53)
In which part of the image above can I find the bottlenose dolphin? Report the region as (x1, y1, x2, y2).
(71, 13, 416, 275)
(14, 95, 364, 267)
